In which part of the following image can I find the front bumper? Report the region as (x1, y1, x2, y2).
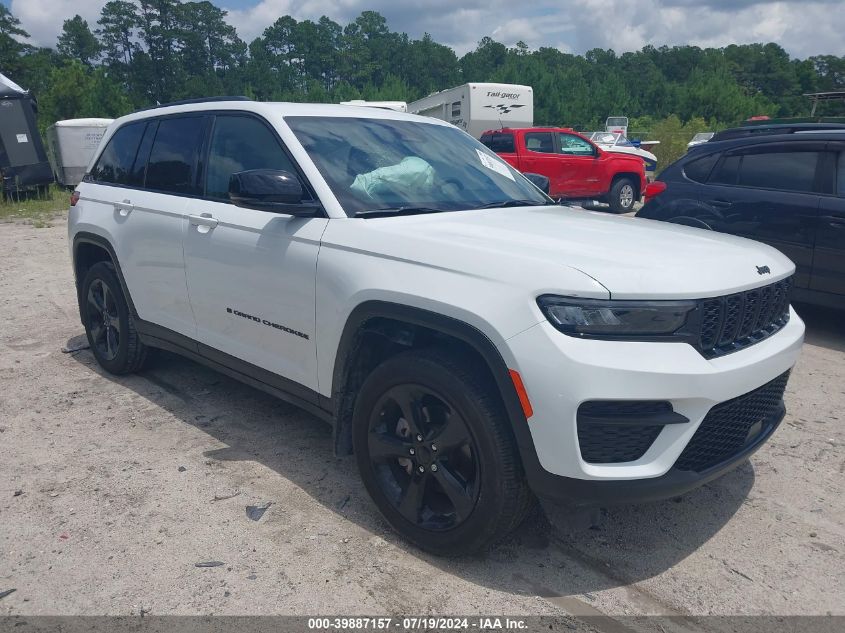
(529, 399, 784, 506)
(504, 307, 804, 504)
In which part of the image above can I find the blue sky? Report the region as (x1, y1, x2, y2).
(5, 0, 845, 59)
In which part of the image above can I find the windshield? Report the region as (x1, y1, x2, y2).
(285, 116, 550, 216)
(591, 132, 619, 145)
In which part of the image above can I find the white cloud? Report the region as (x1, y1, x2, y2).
(565, 0, 844, 58)
(10, 0, 107, 47)
(9, 0, 845, 59)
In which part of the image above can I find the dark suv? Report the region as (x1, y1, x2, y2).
(638, 127, 845, 309)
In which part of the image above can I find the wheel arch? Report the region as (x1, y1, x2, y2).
(611, 171, 642, 198)
(72, 232, 138, 324)
(330, 301, 542, 479)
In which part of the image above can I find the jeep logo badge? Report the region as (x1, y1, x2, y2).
(756, 265, 771, 275)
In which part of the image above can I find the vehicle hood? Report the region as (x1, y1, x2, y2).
(337, 206, 795, 300)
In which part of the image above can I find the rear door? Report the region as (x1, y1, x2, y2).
(84, 117, 198, 338)
(182, 112, 327, 394)
(518, 131, 570, 197)
(701, 142, 824, 288)
(811, 145, 845, 296)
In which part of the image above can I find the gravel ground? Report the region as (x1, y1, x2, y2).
(0, 219, 842, 622)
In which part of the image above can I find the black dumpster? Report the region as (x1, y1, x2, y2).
(0, 72, 53, 195)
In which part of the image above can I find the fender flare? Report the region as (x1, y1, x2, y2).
(330, 301, 546, 484)
(72, 232, 138, 320)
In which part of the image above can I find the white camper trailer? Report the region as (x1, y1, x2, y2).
(45, 118, 113, 187)
(408, 83, 533, 139)
(339, 100, 408, 112)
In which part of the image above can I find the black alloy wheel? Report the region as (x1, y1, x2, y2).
(367, 384, 480, 531)
(80, 261, 148, 374)
(86, 278, 121, 362)
(353, 348, 534, 555)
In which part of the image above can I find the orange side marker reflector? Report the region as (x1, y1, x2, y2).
(509, 369, 534, 419)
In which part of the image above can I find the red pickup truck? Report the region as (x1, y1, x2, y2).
(480, 127, 647, 213)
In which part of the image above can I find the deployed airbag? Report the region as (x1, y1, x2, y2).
(350, 156, 434, 198)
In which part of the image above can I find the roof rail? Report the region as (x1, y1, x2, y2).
(711, 122, 845, 142)
(137, 96, 252, 112)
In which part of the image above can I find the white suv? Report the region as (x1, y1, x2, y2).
(69, 98, 804, 555)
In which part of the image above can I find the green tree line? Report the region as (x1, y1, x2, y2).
(1, 0, 843, 153)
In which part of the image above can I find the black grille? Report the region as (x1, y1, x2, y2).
(577, 401, 670, 464)
(696, 277, 792, 358)
(674, 372, 789, 472)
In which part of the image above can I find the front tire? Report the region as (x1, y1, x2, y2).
(81, 261, 148, 374)
(352, 348, 533, 555)
(608, 177, 637, 213)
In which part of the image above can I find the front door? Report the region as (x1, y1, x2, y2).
(557, 132, 601, 197)
(182, 113, 327, 394)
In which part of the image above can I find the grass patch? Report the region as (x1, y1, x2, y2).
(0, 185, 70, 227)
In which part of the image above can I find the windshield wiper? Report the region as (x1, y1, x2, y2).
(477, 199, 553, 209)
(355, 206, 448, 218)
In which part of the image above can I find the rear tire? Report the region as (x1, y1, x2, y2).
(352, 347, 533, 555)
(81, 261, 148, 374)
(608, 177, 637, 213)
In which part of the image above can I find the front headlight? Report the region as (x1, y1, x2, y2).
(537, 295, 696, 339)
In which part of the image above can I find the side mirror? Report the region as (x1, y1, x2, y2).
(229, 169, 320, 216)
(523, 172, 550, 195)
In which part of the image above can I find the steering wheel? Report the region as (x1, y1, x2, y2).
(441, 177, 465, 191)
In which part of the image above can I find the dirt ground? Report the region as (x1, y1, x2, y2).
(0, 219, 843, 622)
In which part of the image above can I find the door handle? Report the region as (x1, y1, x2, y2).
(820, 215, 845, 229)
(188, 214, 219, 229)
(709, 199, 732, 209)
(114, 200, 133, 217)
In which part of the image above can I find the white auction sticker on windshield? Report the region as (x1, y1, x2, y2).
(476, 149, 515, 181)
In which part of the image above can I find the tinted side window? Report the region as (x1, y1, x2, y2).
(837, 151, 845, 197)
(128, 121, 156, 186)
(90, 122, 145, 184)
(709, 155, 741, 185)
(558, 133, 594, 156)
(205, 116, 297, 201)
(146, 116, 206, 194)
(524, 132, 554, 154)
(683, 152, 719, 183)
(738, 151, 819, 193)
(482, 132, 515, 153)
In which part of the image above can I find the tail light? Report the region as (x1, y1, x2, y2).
(70, 191, 80, 207)
(643, 181, 667, 204)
